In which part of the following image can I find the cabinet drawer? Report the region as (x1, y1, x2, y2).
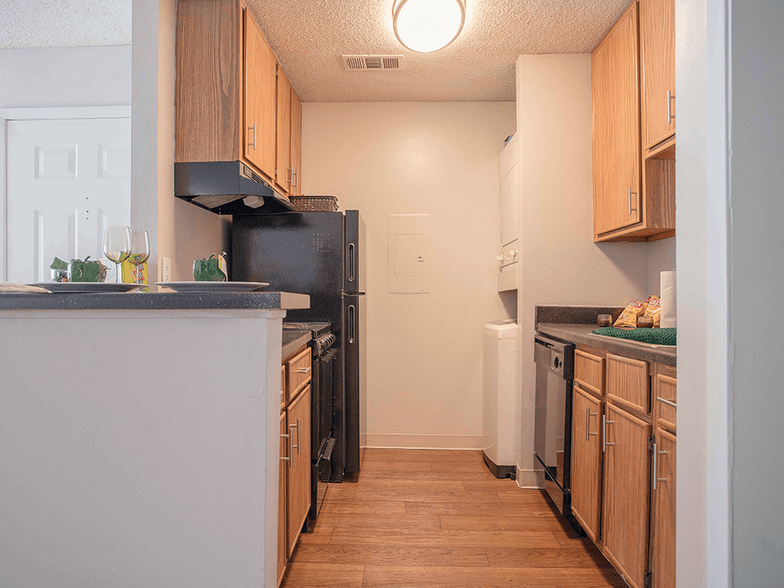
(655, 373, 677, 433)
(287, 347, 312, 400)
(575, 349, 605, 396)
(606, 354, 650, 414)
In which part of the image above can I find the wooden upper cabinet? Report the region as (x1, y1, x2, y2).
(640, 0, 675, 150)
(290, 90, 303, 195)
(175, 0, 243, 163)
(244, 8, 277, 179)
(275, 65, 292, 194)
(592, 0, 641, 238)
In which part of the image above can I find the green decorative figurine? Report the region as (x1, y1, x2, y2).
(193, 254, 227, 281)
(68, 257, 108, 282)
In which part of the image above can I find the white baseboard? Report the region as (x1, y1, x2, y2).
(516, 467, 544, 489)
(364, 433, 483, 450)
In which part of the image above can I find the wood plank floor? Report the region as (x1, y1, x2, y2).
(281, 448, 626, 588)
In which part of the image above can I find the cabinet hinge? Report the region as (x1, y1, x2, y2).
(644, 570, 653, 588)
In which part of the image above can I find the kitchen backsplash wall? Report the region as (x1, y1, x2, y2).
(303, 101, 516, 449)
(647, 236, 676, 294)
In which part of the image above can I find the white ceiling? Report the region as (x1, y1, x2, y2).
(0, 0, 631, 102)
(247, 0, 631, 102)
(0, 0, 132, 49)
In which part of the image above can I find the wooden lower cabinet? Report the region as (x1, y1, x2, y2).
(277, 411, 288, 587)
(286, 384, 311, 558)
(601, 403, 651, 588)
(652, 426, 676, 588)
(570, 384, 604, 542)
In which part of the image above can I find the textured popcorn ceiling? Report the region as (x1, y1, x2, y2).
(0, 0, 131, 49)
(248, 0, 632, 102)
(0, 0, 631, 101)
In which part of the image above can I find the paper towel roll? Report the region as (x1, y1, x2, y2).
(660, 271, 677, 328)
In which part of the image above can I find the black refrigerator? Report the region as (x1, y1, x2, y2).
(232, 211, 366, 481)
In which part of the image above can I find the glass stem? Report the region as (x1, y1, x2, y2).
(116, 262, 122, 284)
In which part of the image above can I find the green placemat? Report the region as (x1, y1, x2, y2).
(592, 327, 676, 345)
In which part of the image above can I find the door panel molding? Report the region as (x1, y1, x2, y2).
(2, 105, 131, 282)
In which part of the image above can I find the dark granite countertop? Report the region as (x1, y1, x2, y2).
(538, 323, 676, 366)
(0, 291, 310, 312)
(282, 330, 311, 361)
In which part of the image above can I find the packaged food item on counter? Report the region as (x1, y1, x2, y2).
(613, 300, 648, 330)
(643, 295, 661, 327)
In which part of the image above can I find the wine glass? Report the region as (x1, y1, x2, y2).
(103, 225, 131, 283)
(129, 230, 150, 285)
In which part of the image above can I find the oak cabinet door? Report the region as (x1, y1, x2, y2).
(592, 1, 642, 237)
(570, 385, 603, 541)
(244, 9, 276, 179)
(290, 89, 303, 195)
(640, 0, 675, 149)
(286, 384, 311, 558)
(602, 403, 651, 588)
(652, 428, 676, 588)
(275, 65, 292, 195)
(278, 411, 288, 586)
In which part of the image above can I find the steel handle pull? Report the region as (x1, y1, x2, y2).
(348, 243, 356, 282)
(296, 418, 302, 455)
(603, 416, 615, 452)
(296, 366, 311, 374)
(290, 423, 299, 451)
(667, 90, 675, 124)
(280, 432, 291, 464)
(248, 122, 257, 150)
(287, 167, 293, 185)
(295, 169, 299, 190)
(586, 407, 590, 442)
(652, 442, 658, 490)
(348, 304, 356, 344)
(656, 396, 677, 409)
(627, 188, 638, 216)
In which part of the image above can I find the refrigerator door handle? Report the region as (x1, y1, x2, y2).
(348, 304, 356, 344)
(348, 243, 356, 283)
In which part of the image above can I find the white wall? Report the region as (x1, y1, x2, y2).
(302, 102, 515, 449)
(514, 54, 650, 485)
(647, 237, 676, 295)
(132, 0, 228, 287)
(676, 0, 731, 586)
(0, 45, 132, 281)
(729, 1, 784, 585)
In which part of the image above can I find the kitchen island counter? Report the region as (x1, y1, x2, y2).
(0, 294, 308, 588)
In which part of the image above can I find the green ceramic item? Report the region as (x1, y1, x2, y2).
(193, 254, 227, 281)
(68, 257, 108, 283)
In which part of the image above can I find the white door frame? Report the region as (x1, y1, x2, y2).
(0, 105, 131, 282)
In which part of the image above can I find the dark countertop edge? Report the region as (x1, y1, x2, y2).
(282, 330, 311, 361)
(538, 323, 677, 367)
(0, 291, 310, 311)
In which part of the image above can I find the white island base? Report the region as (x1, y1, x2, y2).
(0, 307, 289, 587)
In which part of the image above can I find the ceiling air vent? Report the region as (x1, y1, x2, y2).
(342, 55, 402, 71)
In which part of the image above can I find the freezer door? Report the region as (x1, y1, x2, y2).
(343, 293, 366, 473)
(344, 210, 366, 294)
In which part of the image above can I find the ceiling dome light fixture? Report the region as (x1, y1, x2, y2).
(392, 0, 466, 53)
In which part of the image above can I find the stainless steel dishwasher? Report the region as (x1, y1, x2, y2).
(533, 334, 579, 531)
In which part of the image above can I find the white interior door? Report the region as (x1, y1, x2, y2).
(6, 117, 131, 283)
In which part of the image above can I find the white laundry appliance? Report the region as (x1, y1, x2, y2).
(482, 319, 521, 478)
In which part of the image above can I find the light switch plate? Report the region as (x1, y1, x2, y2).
(161, 257, 171, 282)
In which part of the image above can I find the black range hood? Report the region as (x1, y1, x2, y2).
(174, 161, 294, 215)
